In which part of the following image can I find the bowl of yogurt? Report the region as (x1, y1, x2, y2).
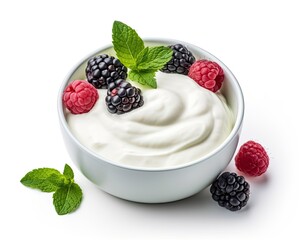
(58, 39, 244, 203)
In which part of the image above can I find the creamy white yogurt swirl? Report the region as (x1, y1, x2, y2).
(66, 72, 234, 168)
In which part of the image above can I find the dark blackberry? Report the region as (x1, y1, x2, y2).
(105, 79, 144, 114)
(210, 172, 250, 211)
(161, 44, 195, 75)
(85, 54, 127, 89)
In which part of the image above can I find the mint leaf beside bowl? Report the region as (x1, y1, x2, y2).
(20, 164, 82, 215)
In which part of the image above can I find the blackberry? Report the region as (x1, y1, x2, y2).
(161, 44, 195, 75)
(105, 79, 144, 114)
(85, 54, 127, 89)
(210, 172, 250, 211)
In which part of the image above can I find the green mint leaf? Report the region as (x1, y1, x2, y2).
(135, 47, 149, 67)
(112, 21, 144, 68)
(136, 46, 173, 71)
(20, 168, 64, 192)
(63, 164, 74, 180)
(21, 164, 83, 215)
(53, 183, 83, 215)
(47, 173, 68, 188)
(129, 70, 157, 89)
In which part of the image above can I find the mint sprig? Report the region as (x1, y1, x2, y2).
(63, 163, 74, 180)
(136, 46, 173, 71)
(112, 21, 144, 68)
(112, 21, 173, 88)
(20, 168, 64, 192)
(20, 164, 82, 215)
(128, 70, 157, 88)
(53, 182, 82, 215)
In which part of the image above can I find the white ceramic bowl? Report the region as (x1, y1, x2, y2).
(58, 39, 244, 203)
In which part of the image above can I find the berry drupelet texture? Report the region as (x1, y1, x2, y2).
(86, 54, 127, 89)
(235, 141, 269, 176)
(188, 60, 224, 92)
(210, 172, 250, 211)
(161, 44, 195, 75)
(105, 79, 144, 114)
(63, 80, 99, 114)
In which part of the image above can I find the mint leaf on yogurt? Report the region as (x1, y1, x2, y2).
(136, 46, 173, 71)
(112, 21, 172, 89)
(112, 21, 144, 68)
(129, 70, 157, 89)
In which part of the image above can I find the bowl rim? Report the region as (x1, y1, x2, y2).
(57, 38, 244, 172)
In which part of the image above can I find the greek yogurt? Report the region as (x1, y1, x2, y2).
(66, 72, 234, 168)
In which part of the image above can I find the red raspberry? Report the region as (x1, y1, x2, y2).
(235, 141, 269, 176)
(188, 60, 224, 92)
(63, 80, 99, 114)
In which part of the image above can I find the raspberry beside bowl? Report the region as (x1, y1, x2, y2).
(57, 39, 244, 203)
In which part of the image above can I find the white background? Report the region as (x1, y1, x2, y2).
(1, 0, 299, 239)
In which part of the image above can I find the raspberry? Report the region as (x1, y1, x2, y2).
(210, 172, 250, 211)
(188, 60, 224, 92)
(63, 80, 99, 114)
(235, 141, 269, 176)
